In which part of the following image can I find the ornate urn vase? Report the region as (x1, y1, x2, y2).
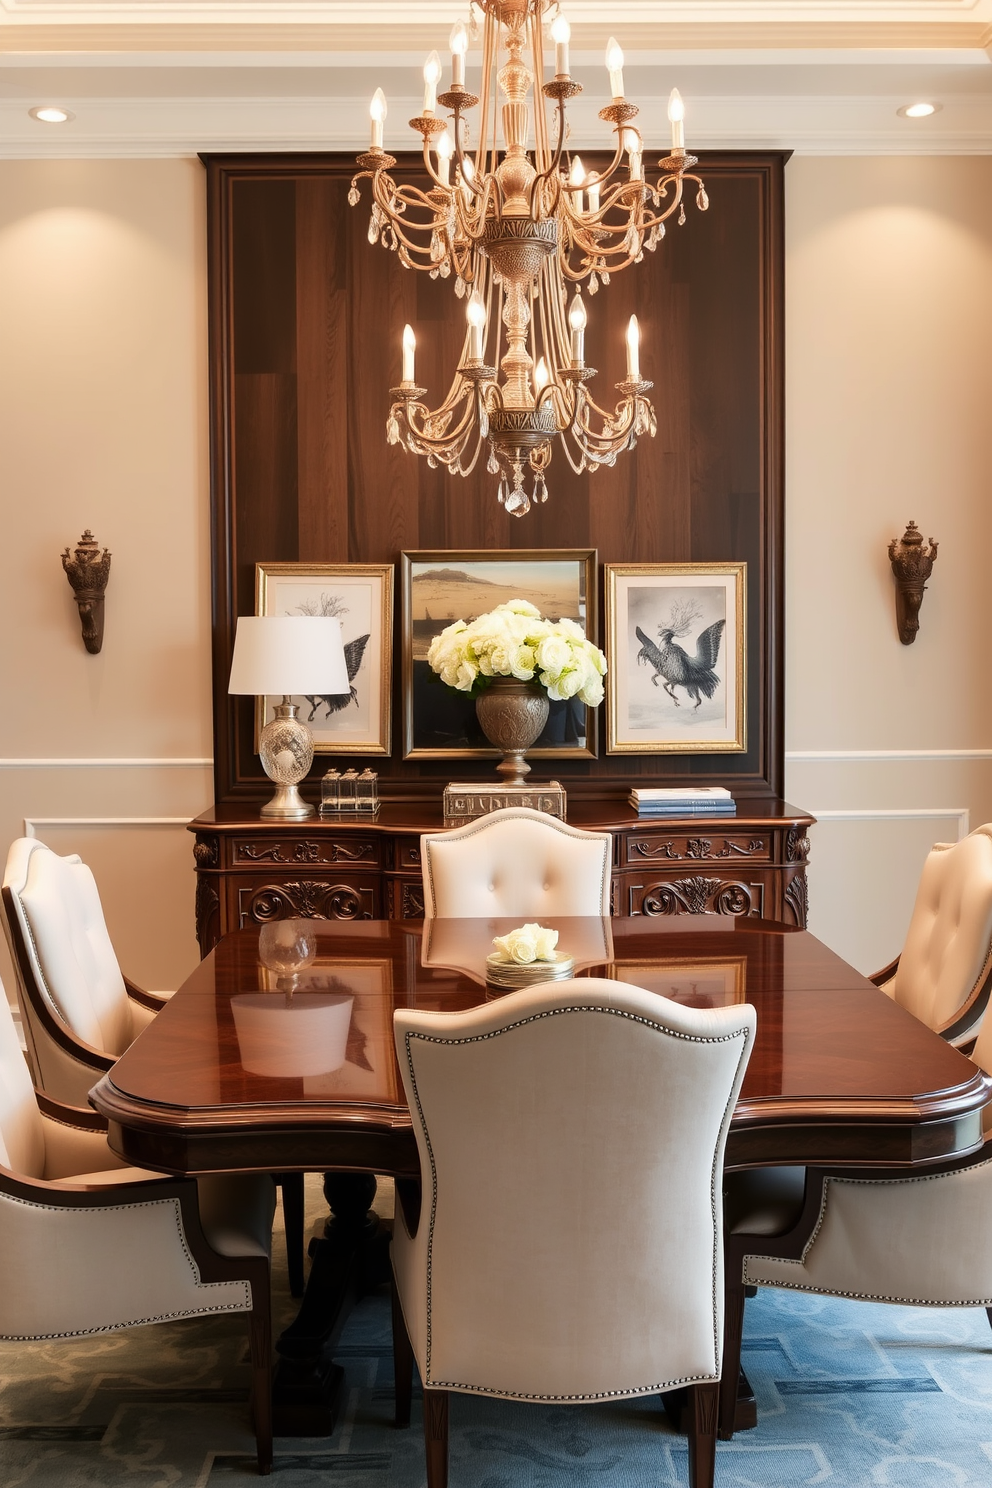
(475, 678, 549, 786)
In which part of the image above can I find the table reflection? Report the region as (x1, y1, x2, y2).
(421, 915, 615, 985)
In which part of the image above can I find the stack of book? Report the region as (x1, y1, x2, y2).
(628, 787, 736, 818)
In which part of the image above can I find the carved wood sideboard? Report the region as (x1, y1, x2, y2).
(188, 799, 814, 955)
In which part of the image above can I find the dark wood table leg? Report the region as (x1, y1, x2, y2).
(271, 1172, 391, 1436)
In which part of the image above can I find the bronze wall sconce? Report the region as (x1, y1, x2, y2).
(61, 530, 111, 654)
(888, 521, 937, 645)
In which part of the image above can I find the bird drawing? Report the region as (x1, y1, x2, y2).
(304, 634, 371, 721)
(291, 592, 371, 721)
(635, 599, 726, 710)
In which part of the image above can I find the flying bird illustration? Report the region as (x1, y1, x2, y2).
(635, 599, 725, 710)
(304, 633, 371, 721)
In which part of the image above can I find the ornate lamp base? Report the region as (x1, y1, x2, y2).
(258, 701, 316, 820)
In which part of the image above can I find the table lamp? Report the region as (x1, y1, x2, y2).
(228, 615, 349, 820)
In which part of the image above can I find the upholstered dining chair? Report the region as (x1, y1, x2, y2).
(870, 822, 992, 1046)
(718, 1002, 992, 1442)
(0, 972, 275, 1473)
(419, 806, 612, 918)
(1, 836, 305, 1297)
(389, 977, 756, 1488)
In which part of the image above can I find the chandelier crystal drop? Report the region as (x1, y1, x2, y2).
(351, 0, 708, 517)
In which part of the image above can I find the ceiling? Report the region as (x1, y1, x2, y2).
(1, 1, 990, 157)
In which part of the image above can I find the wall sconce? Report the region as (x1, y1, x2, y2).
(61, 530, 111, 654)
(888, 521, 938, 645)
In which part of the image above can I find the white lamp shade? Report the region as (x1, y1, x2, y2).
(228, 615, 350, 697)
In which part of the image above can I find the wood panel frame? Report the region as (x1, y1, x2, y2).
(203, 151, 788, 805)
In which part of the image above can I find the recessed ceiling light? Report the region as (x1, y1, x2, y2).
(898, 102, 941, 119)
(29, 106, 74, 124)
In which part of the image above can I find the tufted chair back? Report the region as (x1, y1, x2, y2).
(891, 824, 992, 1041)
(420, 808, 612, 918)
(2, 838, 135, 1059)
(391, 978, 755, 1403)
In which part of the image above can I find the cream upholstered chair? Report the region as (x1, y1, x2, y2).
(718, 1004, 992, 1441)
(1, 836, 305, 1297)
(420, 807, 612, 918)
(390, 977, 756, 1488)
(0, 973, 275, 1473)
(2, 836, 169, 1105)
(870, 823, 992, 1045)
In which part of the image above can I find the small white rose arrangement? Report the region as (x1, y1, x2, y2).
(490, 923, 560, 965)
(426, 598, 607, 707)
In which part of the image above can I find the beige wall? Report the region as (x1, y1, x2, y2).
(0, 159, 213, 992)
(0, 153, 989, 998)
(784, 156, 992, 970)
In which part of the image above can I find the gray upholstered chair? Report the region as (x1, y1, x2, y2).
(390, 977, 756, 1488)
(0, 972, 275, 1473)
(419, 807, 612, 918)
(870, 822, 992, 1046)
(1, 836, 305, 1297)
(719, 1004, 992, 1441)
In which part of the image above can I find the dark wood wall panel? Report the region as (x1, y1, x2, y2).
(205, 151, 786, 803)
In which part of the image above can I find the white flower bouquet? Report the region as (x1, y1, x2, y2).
(425, 598, 607, 707)
(490, 923, 560, 965)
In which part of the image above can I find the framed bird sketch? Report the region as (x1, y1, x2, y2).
(401, 548, 598, 760)
(255, 563, 393, 755)
(605, 562, 746, 754)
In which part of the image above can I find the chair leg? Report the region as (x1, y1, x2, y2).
(687, 1380, 719, 1488)
(986, 1306, 992, 1333)
(277, 1173, 306, 1298)
(423, 1388, 449, 1488)
(246, 1263, 273, 1475)
(391, 1277, 414, 1428)
(719, 1246, 747, 1441)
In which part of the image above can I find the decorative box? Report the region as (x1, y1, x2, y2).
(442, 780, 566, 828)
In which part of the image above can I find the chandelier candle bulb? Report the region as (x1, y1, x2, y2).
(436, 128, 453, 185)
(626, 315, 640, 381)
(587, 173, 601, 213)
(606, 37, 625, 99)
(369, 87, 386, 149)
(568, 293, 587, 365)
(569, 154, 585, 213)
(625, 129, 643, 182)
(450, 21, 468, 87)
(423, 51, 442, 113)
(402, 323, 416, 384)
(533, 357, 550, 395)
(551, 13, 571, 77)
(466, 291, 487, 360)
(668, 88, 685, 150)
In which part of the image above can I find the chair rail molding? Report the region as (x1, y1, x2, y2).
(0, 758, 212, 768)
(23, 817, 195, 836)
(787, 749, 992, 762)
(809, 808, 969, 837)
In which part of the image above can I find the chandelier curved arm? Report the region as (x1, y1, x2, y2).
(529, 96, 569, 215)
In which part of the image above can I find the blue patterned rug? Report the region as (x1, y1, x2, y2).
(2, 1188, 991, 1486)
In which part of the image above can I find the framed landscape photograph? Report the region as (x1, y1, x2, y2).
(401, 549, 598, 760)
(605, 562, 746, 754)
(256, 562, 393, 755)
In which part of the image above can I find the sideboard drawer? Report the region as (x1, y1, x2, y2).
(236, 873, 379, 925)
(228, 835, 382, 870)
(623, 832, 772, 868)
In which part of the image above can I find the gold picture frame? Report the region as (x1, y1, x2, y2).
(401, 548, 599, 761)
(605, 562, 746, 754)
(255, 562, 394, 756)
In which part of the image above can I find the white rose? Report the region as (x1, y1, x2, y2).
(503, 599, 541, 618)
(532, 924, 559, 959)
(454, 658, 479, 691)
(491, 922, 558, 964)
(535, 634, 572, 675)
(555, 617, 585, 640)
(510, 645, 537, 681)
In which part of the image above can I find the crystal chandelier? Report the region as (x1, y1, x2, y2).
(351, 0, 708, 517)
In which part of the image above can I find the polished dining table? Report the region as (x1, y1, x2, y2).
(91, 914, 992, 1436)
